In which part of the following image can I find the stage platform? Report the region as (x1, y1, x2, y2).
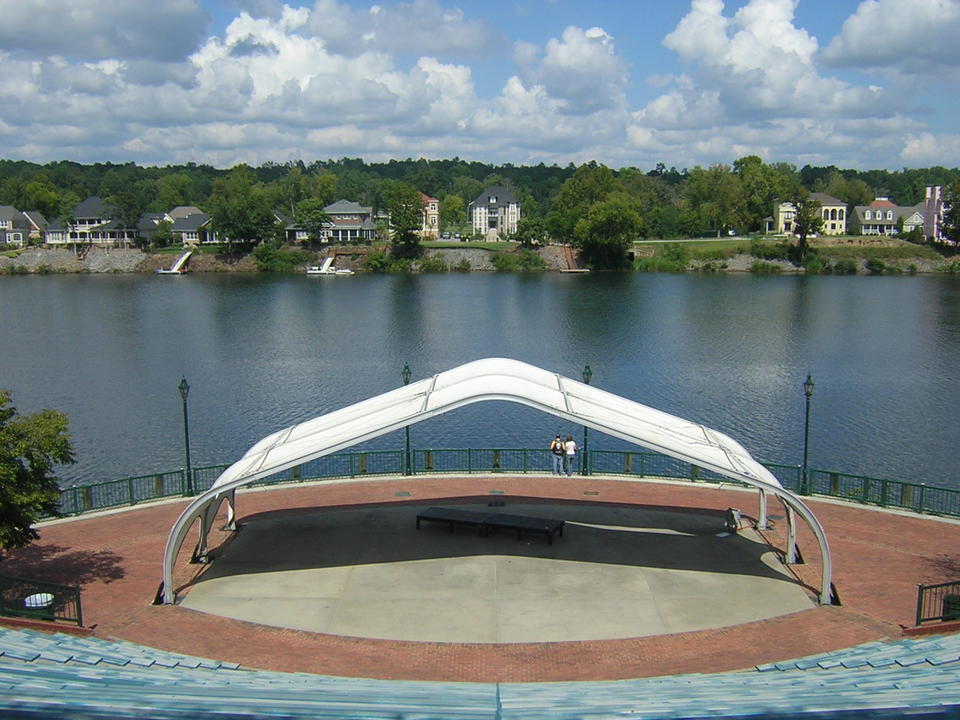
(5, 474, 958, 682)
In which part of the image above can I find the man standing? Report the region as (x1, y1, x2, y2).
(564, 435, 577, 477)
(550, 434, 565, 475)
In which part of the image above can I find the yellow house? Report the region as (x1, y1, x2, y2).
(770, 193, 847, 236)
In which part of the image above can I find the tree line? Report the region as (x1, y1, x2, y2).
(2, 156, 959, 268)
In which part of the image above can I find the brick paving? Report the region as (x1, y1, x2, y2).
(3, 475, 960, 682)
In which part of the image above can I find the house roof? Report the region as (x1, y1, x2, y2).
(170, 213, 210, 232)
(0, 205, 23, 223)
(870, 198, 896, 208)
(325, 199, 372, 215)
(21, 210, 48, 230)
(808, 193, 845, 207)
(167, 206, 204, 220)
(471, 186, 518, 207)
(420, 192, 438, 204)
(137, 213, 165, 231)
(72, 196, 110, 219)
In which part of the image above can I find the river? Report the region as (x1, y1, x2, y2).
(1, 272, 958, 488)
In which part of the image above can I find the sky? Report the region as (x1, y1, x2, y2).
(1, 0, 959, 171)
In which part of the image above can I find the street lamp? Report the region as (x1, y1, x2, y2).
(178, 377, 193, 495)
(582, 364, 592, 475)
(800, 373, 814, 495)
(402, 363, 412, 475)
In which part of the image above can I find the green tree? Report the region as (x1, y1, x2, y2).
(208, 166, 279, 246)
(0, 390, 75, 550)
(384, 182, 423, 258)
(23, 173, 61, 218)
(683, 164, 747, 236)
(572, 192, 642, 269)
(294, 197, 331, 243)
(940, 179, 960, 251)
(790, 190, 824, 260)
(514, 216, 548, 247)
(149, 219, 175, 249)
(155, 173, 194, 211)
(439, 194, 466, 228)
(548, 162, 617, 240)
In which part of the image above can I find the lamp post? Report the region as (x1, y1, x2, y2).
(402, 363, 412, 476)
(582, 364, 593, 475)
(178, 377, 193, 495)
(800, 373, 814, 495)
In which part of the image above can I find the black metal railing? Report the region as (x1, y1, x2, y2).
(916, 580, 960, 625)
(0, 574, 82, 626)
(50, 448, 960, 526)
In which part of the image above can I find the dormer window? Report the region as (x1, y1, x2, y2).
(865, 210, 872, 220)
(489, 196, 497, 204)
(886, 210, 893, 220)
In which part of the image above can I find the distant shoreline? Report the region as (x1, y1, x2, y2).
(1, 243, 957, 276)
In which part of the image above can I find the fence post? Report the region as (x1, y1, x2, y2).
(492, 449, 501, 470)
(902, 483, 913, 508)
(82, 486, 93, 511)
(830, 473, 839, 496)
(919, 483, 927, 513)
(880, 478, 888, 507)
(625, 452, 632, 474)
(862, 477, 871, 504)
(640, 453, 646, 478)
(154, 474, 164, 498)
(425, 450, 433, 471)
(916, 584, 924, 627)
(127, 476, 135, 505)
(74, 585, 83, 628)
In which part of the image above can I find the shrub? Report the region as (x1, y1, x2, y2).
(417, 255, 448, 273)
(491, 252, 519, 272)
(3, 264, 27, 275)
(865, 258, 886, 274)
(35, 264, 52, 275)
(363, 251, 392, 273)
(832, 259, 858, 275)
(251, 243, 313, 272)
(452, 259, 471, 272)
(516, 249, 546, 271)
(750, 261, 783, 274)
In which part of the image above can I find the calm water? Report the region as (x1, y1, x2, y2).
(1, 272, 958, 488)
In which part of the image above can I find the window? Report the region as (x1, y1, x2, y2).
(489, 196, 497, 204)
(887, 210, 893, 220)
(865, 210, 871, 220)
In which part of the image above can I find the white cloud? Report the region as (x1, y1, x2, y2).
(301, 0, 499, 57)
(513, 25, 628, 114)
(0, 0, 209, 62)
(900, 132, 960, 166)
(822, 0, 960, 75)
(653, 0, 889, 123)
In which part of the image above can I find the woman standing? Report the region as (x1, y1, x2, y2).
(564, 435, 577, 477)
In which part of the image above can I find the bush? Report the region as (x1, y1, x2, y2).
(516, 249, 546, 271)
(832, 259, 858, 275)
(491, 252, 519, 272)
(3, 264, 27, 275)
(251, 243, 313, 272)
(36, 264, 52, 275)
(750, 239, 791, 260)
(750, 261, 783, 274)
(364, 250, 392, 273)
(417, 255, 448, 273)
(452, 259, 471, 272)
(865, 258, 886, 274)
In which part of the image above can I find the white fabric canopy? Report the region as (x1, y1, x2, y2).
(162, 358, 831, 604)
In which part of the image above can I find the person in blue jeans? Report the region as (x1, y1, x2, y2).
(564, 435, 578, 476)
(550, 434, 565, 475)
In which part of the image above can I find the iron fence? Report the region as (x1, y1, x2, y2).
(0, 574, 82, 626)
(51, 448, 960, 525)
(916, 580, 960, 625)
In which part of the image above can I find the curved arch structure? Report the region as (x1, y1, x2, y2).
(162, 358, 832, 605)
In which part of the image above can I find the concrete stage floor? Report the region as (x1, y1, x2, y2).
(180, 501, 813, 642)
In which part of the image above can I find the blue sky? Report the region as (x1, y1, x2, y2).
(1, 0, 959, 170)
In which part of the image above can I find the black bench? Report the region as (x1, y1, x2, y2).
(415, 507, 565, 544)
